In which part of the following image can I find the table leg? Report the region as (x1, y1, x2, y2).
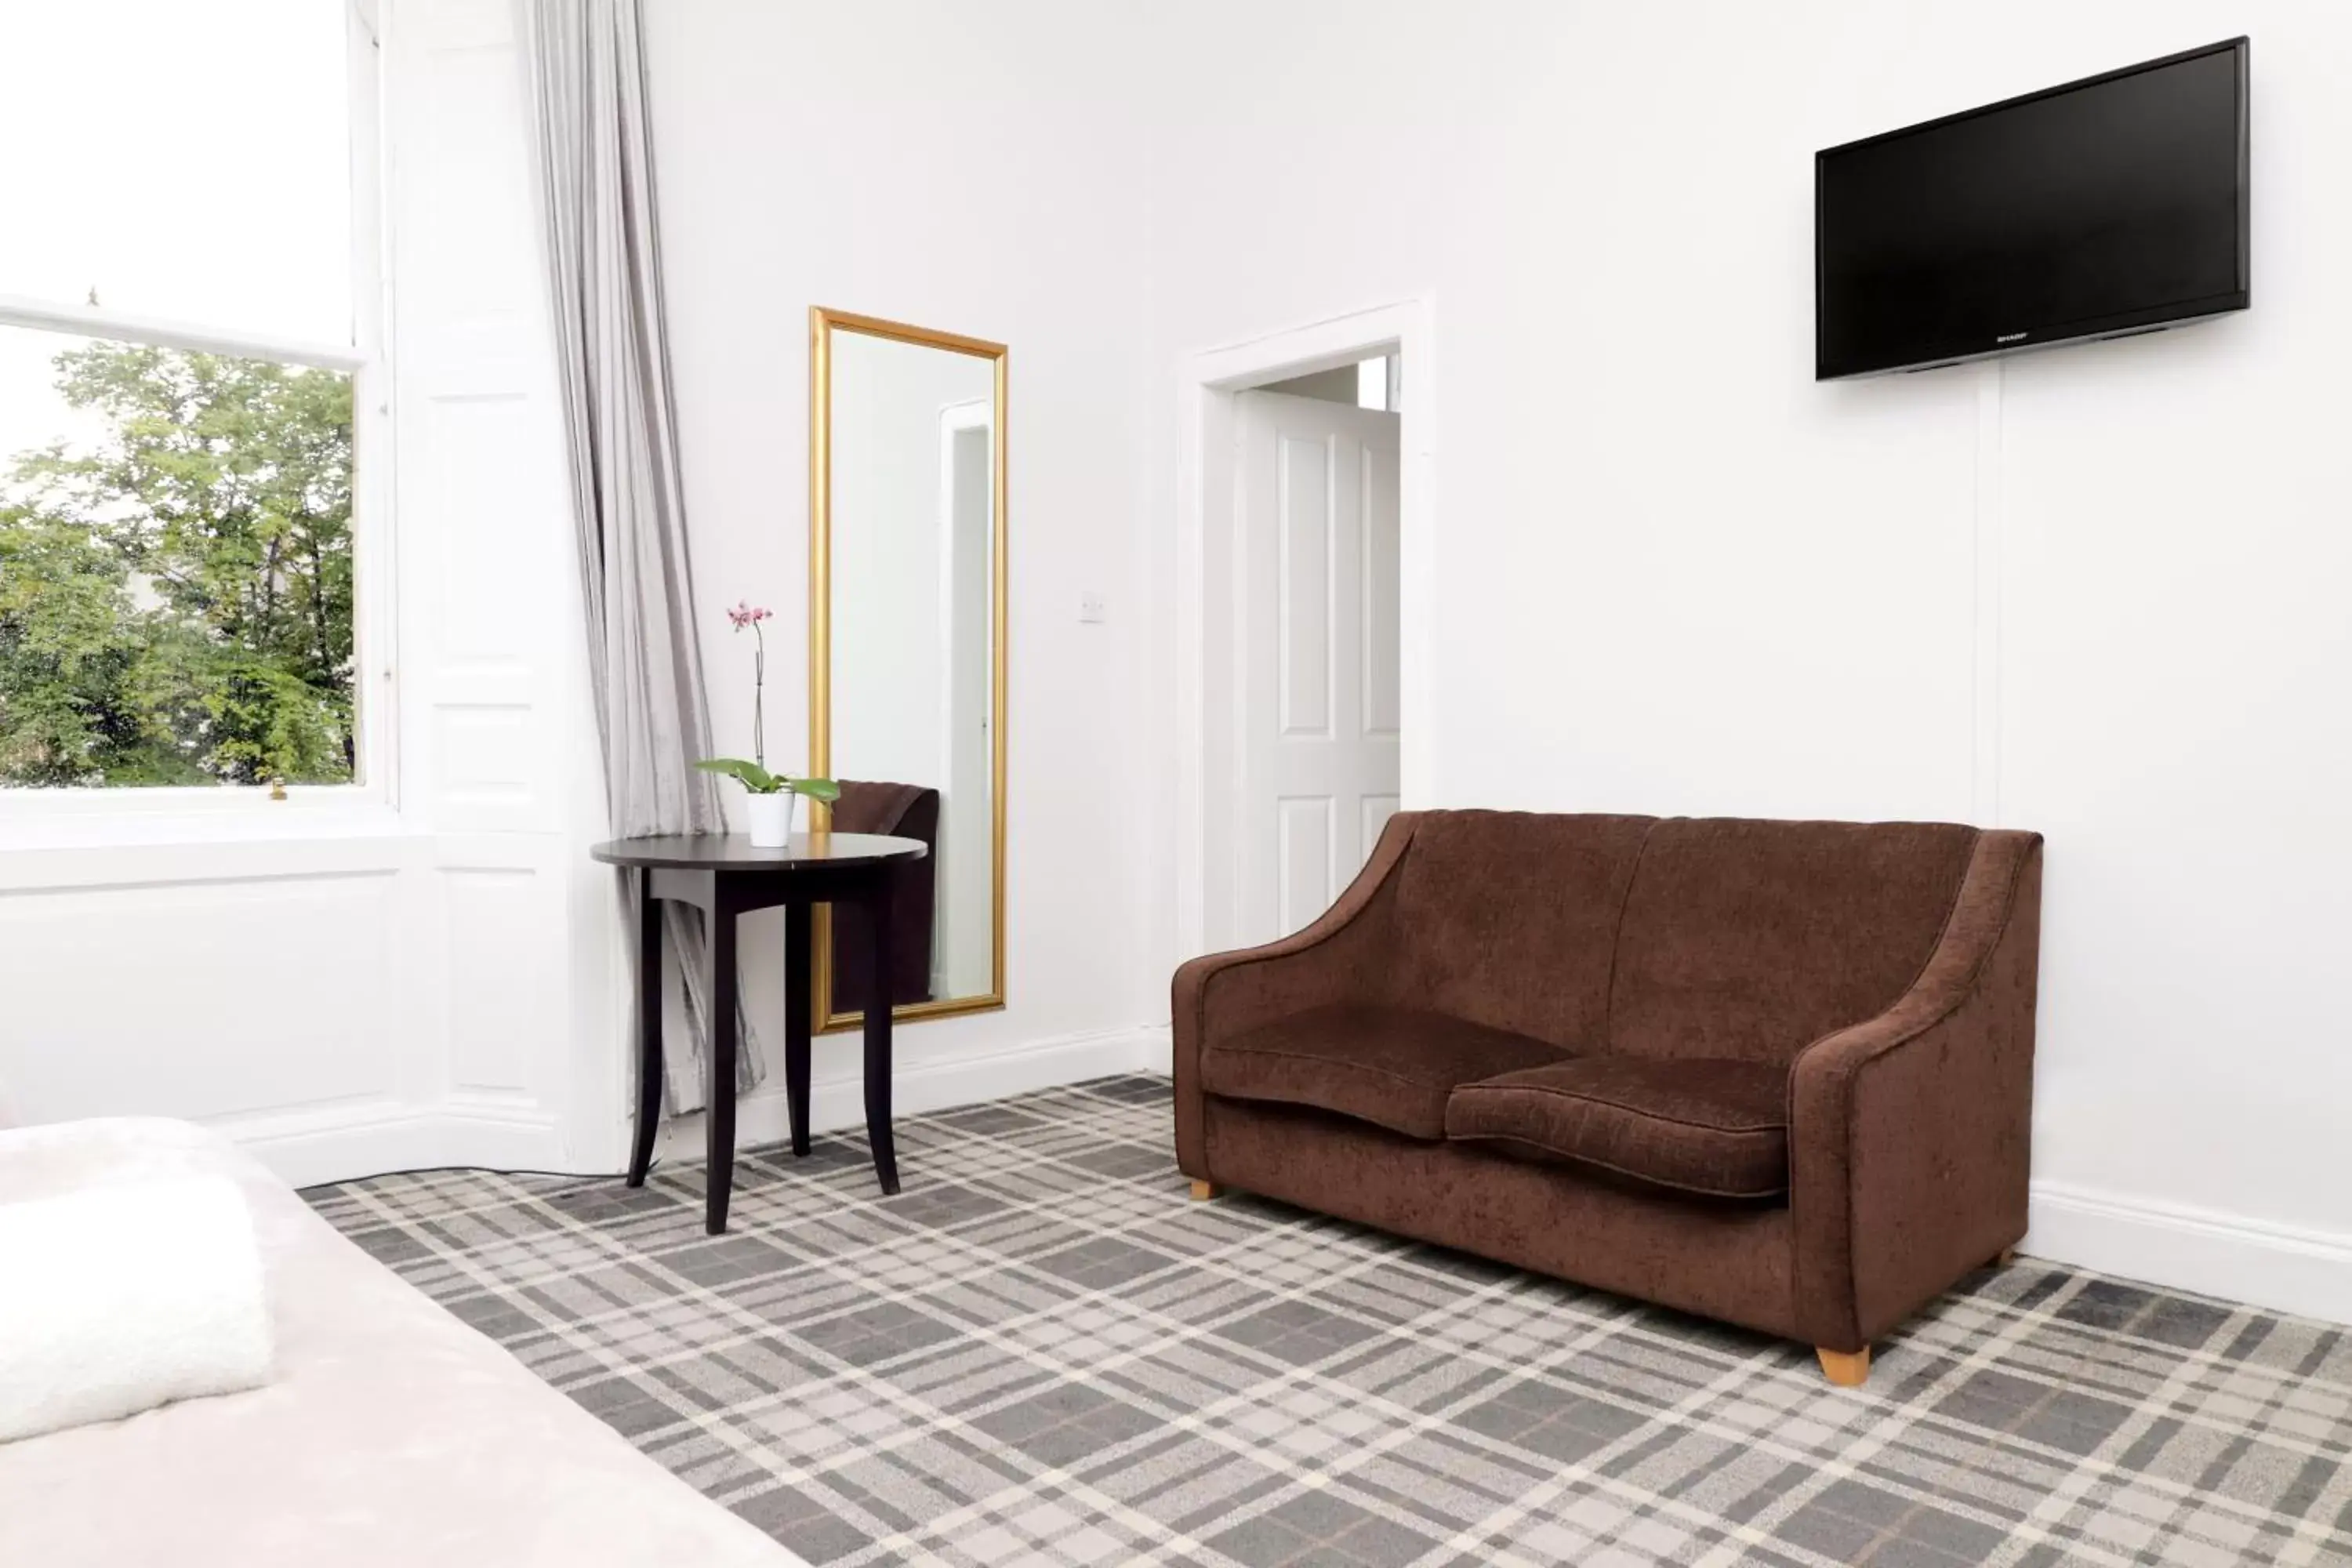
(784, 898, 812, 1158)
(863, 877, 899, 1196)
(626, 869, 662, 1188)
(704, 882, 739, 1234)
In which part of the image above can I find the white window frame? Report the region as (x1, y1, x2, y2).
(0, 0, 395, 833)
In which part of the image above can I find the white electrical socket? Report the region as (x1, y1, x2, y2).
(1078, 591, 1107, 624)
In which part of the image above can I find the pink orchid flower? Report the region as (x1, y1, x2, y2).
(720, 600, 775, 768)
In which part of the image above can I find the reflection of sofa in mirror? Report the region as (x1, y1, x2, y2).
(829, 780, 939, 1013)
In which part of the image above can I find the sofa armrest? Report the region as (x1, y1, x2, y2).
(1170, 812, 1421, 1177)
(1788, 829, 2044, 1350)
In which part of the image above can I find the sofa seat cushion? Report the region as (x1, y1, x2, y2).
(1445, 1056, 1790, 1199)
(1200, 1004, 1573, 1141)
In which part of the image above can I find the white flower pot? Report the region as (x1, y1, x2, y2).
(745, 790, 795, 848)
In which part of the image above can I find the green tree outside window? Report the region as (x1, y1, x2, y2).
(0, 339, 355, 788)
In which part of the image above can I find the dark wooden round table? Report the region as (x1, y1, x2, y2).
(591, 833, 928, 1232)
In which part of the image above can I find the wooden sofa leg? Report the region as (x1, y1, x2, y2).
(1993, 1247, 2016, 1268)
(1817, 1347, 1871, 1388)
(1188, 1179, 1218, 1201)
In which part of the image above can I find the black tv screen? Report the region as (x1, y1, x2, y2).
(1817, 38, 2249, 379)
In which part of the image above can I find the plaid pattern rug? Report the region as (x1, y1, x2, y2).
(307, 1076, 2352, 1567)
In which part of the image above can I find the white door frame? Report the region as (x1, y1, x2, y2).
(1173, 298, 1435, 963)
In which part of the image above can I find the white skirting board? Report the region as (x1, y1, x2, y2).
(669, 1034, 2352, 1330)
(2027, 1180, 2352, 1328)
(221, 1103, 568, 1190)
(202, 1025, 1171, 1190)
(654, 1024, 1174, 1170)
(215, 1029, 2352, 1332)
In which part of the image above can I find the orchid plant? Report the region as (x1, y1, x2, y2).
(695, 602, 840, 803)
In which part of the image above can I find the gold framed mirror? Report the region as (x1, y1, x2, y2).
(808, 307, 1007, 1032)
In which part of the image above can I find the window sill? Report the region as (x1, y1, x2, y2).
(0, 793, 408, 855)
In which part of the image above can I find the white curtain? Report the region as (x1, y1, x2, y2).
(521, 0, 760, 1112)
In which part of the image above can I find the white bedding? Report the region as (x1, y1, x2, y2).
(0, 1118, 802, 1567)
(0, 1172, 274, 1443)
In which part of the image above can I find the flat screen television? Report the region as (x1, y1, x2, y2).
(1816, 38, 2249, 379)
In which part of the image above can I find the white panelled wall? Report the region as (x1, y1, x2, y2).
(387, 0, 619, 1178)
(0, 0, 618, 1185)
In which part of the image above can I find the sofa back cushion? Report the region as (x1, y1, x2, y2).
(1388, 811, 1654, 1050)
(1606, 818, 1979, 1065)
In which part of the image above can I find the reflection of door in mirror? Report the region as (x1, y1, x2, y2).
(812, 309, 1005, 1029)
(936, 402, 993, 1000)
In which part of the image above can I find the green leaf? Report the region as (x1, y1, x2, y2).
(788, 776, 841, 802)
(695, 757, 784, 793)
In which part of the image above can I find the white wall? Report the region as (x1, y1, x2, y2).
(1258, 364, 1362, 405)
(0, 0, 614, 1185)
(639, 0, 1164, 1151)
(1135, 1, 2352, 1320)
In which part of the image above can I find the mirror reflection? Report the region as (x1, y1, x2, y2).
(812, 310, 1004, 1027)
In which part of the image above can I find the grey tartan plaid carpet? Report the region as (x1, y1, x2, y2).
(306, 1076, 2352, 1566)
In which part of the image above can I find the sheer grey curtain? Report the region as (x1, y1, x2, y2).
(521, 0, 760, 1112)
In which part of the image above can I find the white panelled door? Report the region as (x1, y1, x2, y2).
(1234, 390, 1402, 944)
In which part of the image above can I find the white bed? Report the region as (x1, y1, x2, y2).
(0, 1116, 803, 1567)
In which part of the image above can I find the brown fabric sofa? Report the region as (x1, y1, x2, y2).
(1171, 811, 2043, 1385)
